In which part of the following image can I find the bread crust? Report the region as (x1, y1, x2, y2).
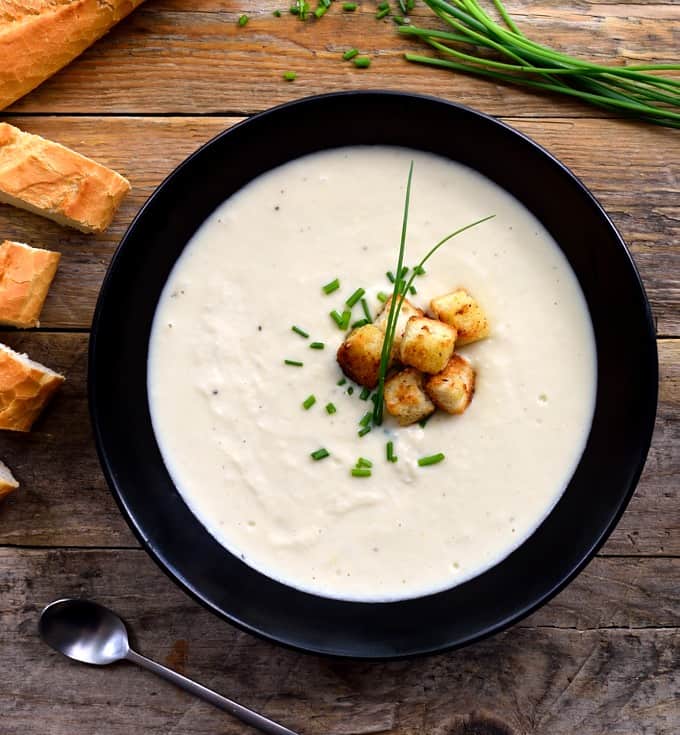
(0, 240, 61, 327)
(0, 458, 19, 500)
(0, 122, 131, 233)
(0, 343, 64, 431)
(0, 0, 146, 110)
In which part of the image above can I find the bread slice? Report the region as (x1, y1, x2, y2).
(0, 343, 64, 432)
(0, 0, 146, 110)
(0, 240, 61, 328)
(0, 459, 19, 501)
(0, 123, 131, 233)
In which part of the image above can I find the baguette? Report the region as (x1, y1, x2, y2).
(0, 342, 64, 431)
(0, 123, 131, 233)
(0, 458, 19, 500)
(0, 0, 146, 111)
(0, 240, 61, 328)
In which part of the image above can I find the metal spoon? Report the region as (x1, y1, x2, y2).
(39, 598, 300, 735)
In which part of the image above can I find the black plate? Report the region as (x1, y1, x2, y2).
(89, 92, 657, 659)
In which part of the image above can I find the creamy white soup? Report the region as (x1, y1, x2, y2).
(148, 146, 597, 602)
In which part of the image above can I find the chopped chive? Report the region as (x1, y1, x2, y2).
(337, 377, 347, 386)
(343, 48, 359, 61)
(311, 448, 330, 460)
(351, 467, 372, 477)
(369, 392, 379, 406)
(323, 278, 340, 294)
(359, 387, 371, 401)
(302, 394, 316, 410)
(409, 285, 417, 295)
(358, 425, 372, 437)
(414, 265, 426, 275)
(347, 386, 354, 395)
(386, 440, 397, 463)
(393, 14, 407, 24)
(283, 71, 297, 81)
(340, 310, 352, 330)
(359, 411, 372, 426)
(284, 359, 303, 366)
(356, 457, 373, 468)
(314, 4, 328, 18)
(290, 4, 299, 13)
(342, 2, 357, 10)
(309, 341, 325, 349)
(346, 287, 366, 308)
(238, 14, 249, 26)
(387, 271, 396, 283)
(273, 9, 282, 16)
(292, 325, 309, 338)
(377, 291, 388, 303)
(418, 452, 446, 467)
(376, 6, 389, 19)
(330, 309, 344, 327)
(326, 402, 337, 415)
(399, 266, 409, 278)
(378, 0, 389, 8)
(418, 414, 432, 428)
(351, 318, 370, 329)
(360, 298, 372, 322)
(354, 56, 371, 68)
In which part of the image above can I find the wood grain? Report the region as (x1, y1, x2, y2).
(0, 116, 676, 334)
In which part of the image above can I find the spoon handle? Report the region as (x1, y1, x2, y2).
(126, 649, 300, 735)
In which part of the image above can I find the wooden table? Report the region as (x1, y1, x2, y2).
(1, 2, 678, 733)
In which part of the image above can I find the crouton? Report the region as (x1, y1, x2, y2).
(430, 289, 489, 346)
(399, 316, 456, 374)
(425, 354, 476, 415)
(0, 459, 18, 500)
(384, 367, 435, 426)
(374, 296, 423, 348)
(337, 324, 387, 388)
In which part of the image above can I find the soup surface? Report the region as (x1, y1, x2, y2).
(148, 146, 597, 601)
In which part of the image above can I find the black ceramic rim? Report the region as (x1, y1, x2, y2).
(89, 91, 658, 659)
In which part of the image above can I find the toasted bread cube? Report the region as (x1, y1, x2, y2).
(430, 289, 489, 346)
(399, 316, 456, 374)
(0, 459, 18, 501)
(384, 367, 435, 426)
(374, 296, 423, 349)
(425, 354, 476, 415)
(337, 324, 387, 388)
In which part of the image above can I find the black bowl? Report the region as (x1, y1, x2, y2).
(89, 91, 657, 659)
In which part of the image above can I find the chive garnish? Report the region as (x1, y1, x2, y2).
(359, 411, 372, 426)
(310, 341, 325, 349)
(386, 440, 397, 462)
(356, 457, 373, 468)
(326, 402, 337, 415)
(337, 377, 347, 386)
(419, 413, 432, 428)
(302, 395, 316, 410)
(409, 285, 417, 295)
(340, 310, 352, 330)
(346, 287, 365, 308)
(347, 386, 354, 395)
(386, 271, 396, 283)
(292, 325, 309, 338)
(351, 467, 371, 477)
(311, 448, 330, 460)
(358, 426, 371, 437)
(351, 318, 370, 329)
(238, 14, 249, 26)
(343, 48, 359, 61)
(378, 1, 389, 8)
(330, 310, 344, 327)
(283, 71, 297, 81)
(360, 298, 372, 322)
(418, 452, 445, 467)
(343, 2, 357, 10)
(314, 4, 328, 18)
(273, 9, 282, 16)
(377, 291, 388, 303)
(284, 359, 303, 366)
(414, 265, 426, 275)
(323, 278, 340, 294)
(354, 56, 371, 68)
(359, 388, 371, 401)
(376, 6, 390, 19)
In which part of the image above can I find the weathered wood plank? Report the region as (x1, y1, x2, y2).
(1, 549, 678, 735)
(0, 334, 676, 554)
(0, 116, 676, 333)
(4, 0, 679, 116)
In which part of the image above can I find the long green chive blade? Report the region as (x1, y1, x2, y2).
(283, 71, 297, 81)
(360, 298, 372, 322)
(310, 341, 325, 349)
(351, 318, 370, 329)
(343, 48, 359, 61)
(284, 359, 303, 366)
(351, 467, 372, 477)
(418, 452, 445, 467)
(237, 14, 249, 26)
(292, 325, 309, 338)
(346, 287, 366, 308)
(311, 448, 330, 460)
(358, 426, 371, 437)
(356, 457, 373, 468)
(302, 394, 316, 410)
(326, 402, 337, 415)
(337, 377, 347, 386)
(323, 278, 340, 294)
(359, 411, 372, 426)
(354, 56, 371, 69)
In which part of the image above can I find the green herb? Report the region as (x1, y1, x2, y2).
(386, 440, 397, 462)
(409, 285, 417, 295)
(310, 341, 325, 349)
(386, 271, 396, 283)
(354, 56, 371, 69)
(378, 0, 389, 8)
(356, 457, 373, 468)
(314, 3, 328, 18)
(237, 14, 249, 26)
(330, 309, 344, 327)
(337, 377, 347, 386)
(347, 386, 355, 395)
(326, 402, 337, 414)
(413, 265, 426, 275)
(358, 425, 372, 437)
(359, 388, 371, 401)
(351, 467, 372, 477)
(372, 162, 494, 425)
(346, 287, 366, 308)
(284, 359, 304, 366)
(418, 452, 446, 467)
(302, 394, 316, 409)
(351, 318, 370, 329)
(393, 14, 407, 25)
(283, 71, 297, 81)
(402, 0, 680, 128)
(323, 277, 341, 294)
(360, 298, 372, 322)
(291, 0, 310, 18)
(311, 448, 330, 460)
(359, 411, 372, 426)
(340, 310, 352, 330)
(376, 7, 390, 19)
(419, 413, 433, 428)
(292, 325, 309, 338)
(273, 9, 282, 16)
(343, 1, 357, 10)
(377, 291, 388, 303)
(343, 48, 360, 60)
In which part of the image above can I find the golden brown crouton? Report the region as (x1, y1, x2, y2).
(384, 367, 435, 426)
(430, 289, 489, 346)
(374, 296, 423, 349)
(337, 324, 387, 388)
(425, 354, 476, 415)
(399, 316, 456, 374)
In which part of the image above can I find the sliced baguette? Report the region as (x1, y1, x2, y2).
(0, 240, 61, 328)
(0, 459, 19, 500)
(0, 343, 64, 432)
(0, 123, 131, 233)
